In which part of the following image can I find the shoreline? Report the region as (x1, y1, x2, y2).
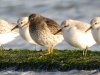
(0, 49, 100, 71)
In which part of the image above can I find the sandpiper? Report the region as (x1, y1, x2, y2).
(55, 19, 96, 56)
(27, 13, 64, 54)
(86, 17, 100, 44)
(0, 19, 19, 49)
(11, 17, 42, 50)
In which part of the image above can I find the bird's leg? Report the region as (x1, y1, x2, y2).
(34, 44, 37, 50)
(41, 47, 51, 56)
(0, 45, 4, 56)
(83, 49, 85, 56)
(41, 47, 53, 56)
(83, 47, 88, 56)
(84, 47, 88, 56)
(50, 46, 54, 54)
(45, 46, 53, 55)
(48, 47, 51, 54)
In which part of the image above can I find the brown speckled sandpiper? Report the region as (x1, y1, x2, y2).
(28, 13, 64, 54)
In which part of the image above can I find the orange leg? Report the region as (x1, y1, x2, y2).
(48, 47, 51, 54)
(50, 46, 54, 54)
(48, 46, 54, 54)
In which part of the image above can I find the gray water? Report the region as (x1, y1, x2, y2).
(0, 0, 100, 75)
(0, 70, 100, 75)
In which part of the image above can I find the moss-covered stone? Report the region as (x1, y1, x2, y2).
(0, 49, 100, 71)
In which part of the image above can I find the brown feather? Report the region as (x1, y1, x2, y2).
(44, 17, 62, 35)
(29, 13, 62, 35)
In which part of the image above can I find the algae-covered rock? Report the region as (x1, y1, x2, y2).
(0, 49, 100, 71)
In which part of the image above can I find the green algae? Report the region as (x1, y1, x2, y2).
(0, 49, 100, 71)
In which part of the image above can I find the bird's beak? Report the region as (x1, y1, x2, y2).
(54, 29, 62, 35)
(85, 26, 92, 32)
(21, 21, 29, 28)
(11, 20, 29, 31)
(11, 25, 18, 31)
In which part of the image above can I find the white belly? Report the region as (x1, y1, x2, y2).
(0, 32, 19, 45)
(62, 28, 96, 49)
(19, 27, 37, 44)
(92, 28, 100, 44)
(30, 31, 64, 47)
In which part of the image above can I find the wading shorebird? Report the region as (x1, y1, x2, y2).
(86, 17, 100, 44)
(22, 13, 64, 54)
(11, 17, 42, 50)
(55, 19, 96, 56)
(0, 19, 19, 50)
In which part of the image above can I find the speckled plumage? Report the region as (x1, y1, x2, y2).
(0, 19, 19, 34)
(0, 19, 12, 33)
(0, 19, 19, 48)
(28, 13, 64, 54)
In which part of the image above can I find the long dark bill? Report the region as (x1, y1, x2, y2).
(54, 29, 62, 35)
(11, 25, 18, 31)
(21, 21, 29, 28)
(85, 26, 92, 32)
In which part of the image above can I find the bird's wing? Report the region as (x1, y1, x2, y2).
(72, 20, 90, 31)
(44, 18, 62, 35)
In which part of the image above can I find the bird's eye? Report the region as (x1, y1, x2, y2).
(20, 22, 23, 24)
(94, 22, 98, 25)
(64, 25, 69, 27)
(64, 26, 67, 27)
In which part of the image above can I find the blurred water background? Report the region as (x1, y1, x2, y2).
(0, 0, 100, 75)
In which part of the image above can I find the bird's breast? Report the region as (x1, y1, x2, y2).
(62, 28, 95, 48)
(92, 28, 100, 44)
(0, 32, 19, 45)
(19, 27, 36, 44)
